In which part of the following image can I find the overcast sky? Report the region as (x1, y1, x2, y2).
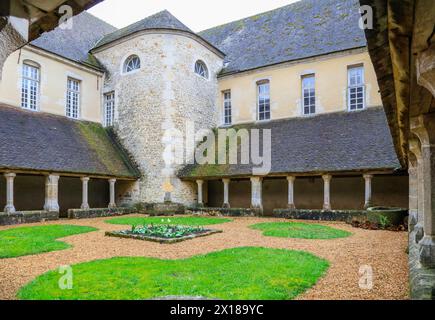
(88, 0, 299, 32)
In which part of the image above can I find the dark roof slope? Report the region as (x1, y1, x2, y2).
(0, 104, 139, 179)
(31, 11, 117, 68)
(199, 0, 367, 75)
(178, 107, 401, 179)
(94, 10, 193, 49)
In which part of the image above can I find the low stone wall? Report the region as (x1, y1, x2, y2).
(273, 209, 367, 222)
(187, 207, 258, 217)
(409, 224, 435, 299)
(68, 207, 136, 219)
(0, 211, 59, 225)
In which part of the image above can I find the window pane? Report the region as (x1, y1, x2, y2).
(302, 75, 315, 115)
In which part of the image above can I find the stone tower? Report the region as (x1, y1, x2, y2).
(92, 11, 224, 206)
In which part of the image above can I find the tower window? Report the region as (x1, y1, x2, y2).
(123, 55, 141, 73)
(194, 60, 209, 79)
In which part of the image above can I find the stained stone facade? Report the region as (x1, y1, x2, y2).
(93, 32, 224, 205)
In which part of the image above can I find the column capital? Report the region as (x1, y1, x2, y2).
(196, 179, 204, 185)
(286, 176, 296, 182)
(81, 177, 90, 182)
(250, 176, 263, 183)
(4, 172, 16, 178)
(222, 178, 231, 184)
(409, 138, 422, 160)
(411, 114, 435, 147)
(108, 178, 117, 183)
(363, 174, 374, 180)
(322, 174, 332, 182)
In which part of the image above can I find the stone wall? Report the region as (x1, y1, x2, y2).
(0, 210, 59, 225)
(94, 32, 223, 206)
(67, 207, 136, 219)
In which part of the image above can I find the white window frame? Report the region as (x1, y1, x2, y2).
(347, 65, 366, 111)
(194, 60, 209, 79)
(123, 55, 141, 74)
(257, 80, 271, 121)
(302, 74, 316, 115)
(21, 62, 40, 111)
(222, 90, 232, 125)
(66, 77, 80, 119)
(104, 91, 116, 127)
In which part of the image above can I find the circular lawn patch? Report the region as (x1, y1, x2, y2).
(18, 247, 329, 300)
(105, 216, 232, 226)
(250, 222, 351, 239)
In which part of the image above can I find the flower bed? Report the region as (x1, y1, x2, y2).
(105, 223, 222, 243)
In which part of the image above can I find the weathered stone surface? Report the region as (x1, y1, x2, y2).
(94, 32, 224, 206)
(0, 211, 59, 225)
(146, 203, 185, 216)
(67, 207, 136, 219)
(274, 208, 367, 222)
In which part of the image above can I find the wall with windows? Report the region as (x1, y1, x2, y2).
(0, 47, 103, 122)
(217, 48, 382, 125)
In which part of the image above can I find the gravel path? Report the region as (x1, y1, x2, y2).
(0, 215, 409, 300)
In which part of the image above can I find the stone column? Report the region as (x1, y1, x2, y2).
(80, 177, 90, 210)
(363, 174, 373, 209)
(196, 180, 204, 207)
(411, 114, 435, 268)
(409, 138, 424, 239)
(250, 177, 263, 209)
(3, 173, 16, 214)
(44, 174, 60, 212)
(287, 176, 296, 209)
(322, 174, 332, 210)
(222, 178, 230, 208)
(108, 179, 116, 209)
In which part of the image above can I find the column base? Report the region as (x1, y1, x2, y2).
(4, 204, 16, 214)
(364, 202, 373, 210)
(108, 203, 117, 209)
(408, 210, 418, 231)
(287, 203, 296, 210)
(196, 203, 205, 208)
(419, 235, 435, 268)
(322, 204, 331, 211)
(222, 203, 230, 209)
(81, 204, 90, 210)
(415, 223, 425, 244)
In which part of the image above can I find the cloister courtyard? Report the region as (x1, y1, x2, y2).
(0, 215, 408, 300)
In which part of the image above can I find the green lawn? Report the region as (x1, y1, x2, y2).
(18, 247, 329, 300)
(250, 222, 351, 239)
(0, 225, 98, 259)
(105, 216, 232, 226)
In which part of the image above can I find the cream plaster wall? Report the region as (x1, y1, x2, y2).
(0, 46, 103, 122)
(217, 48, 382, 125)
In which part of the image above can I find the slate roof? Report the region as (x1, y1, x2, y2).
(199, 0, 367, 75)
(0, 104, 139, 179)
(30, 11, 117, 69)
(94, 10, 197, 49)
(178, 107, 401, 179)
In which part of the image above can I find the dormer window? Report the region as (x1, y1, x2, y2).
(123, 55, 141, 73)
(194, 60, 209, 79)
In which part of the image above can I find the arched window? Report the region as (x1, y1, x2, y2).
(194, 60, 209, 79)
(123, 55, 141, 73)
